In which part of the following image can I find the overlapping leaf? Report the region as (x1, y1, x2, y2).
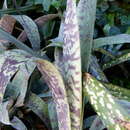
(0, 49, 35, 124)
(63, 0, 82, 129)
(12, 15, 41, 51)
(25, 92, 50, 129)
(48, 100, 58, 130)
(83, 73, 130, 130)
(36, 59, 71, 130)
(18, 14, 58, 43)
(0, 28, 35, 56)
(12, 62, 36, 107)
(102, 52, 130, 70)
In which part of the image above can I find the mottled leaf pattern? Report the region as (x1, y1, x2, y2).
(12, 62, 36, 107)
(93, 34, 130, 49)
(103, 83, 130, 101)
(25, 92, 50, 129)
(0, 49, 36, 124)
(0, 28, 35, 56)
(63, 0, 82, 129)
(48, 100, 58, 130)
(12, 15, 40, 51)
(103, 52, 130, 70)
(18, 14, 58, 43)
(36, 59, 71, 130)
(83, 73, 130, 130)
(77, 0, 97, 71)
(0, 51, 25, 102)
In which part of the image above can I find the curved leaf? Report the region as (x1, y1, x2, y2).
(25, 92, 50, 129)
(102, 52, 130, 70)
(11, 116, 27, 130)
(0, 28, 35, 56)
(63, 0, 82, 129)
(103, 83, 130, 101)
(18, 14, 58, 43)
(36, 59, 71, 130)
(83, 73, 130, 129)
(12, 62, 36, 107)
(0, 49, 36, 124)
(12, 15, 40, 51)
(93, 34, 130, 49)
(48, 100, 58, 130)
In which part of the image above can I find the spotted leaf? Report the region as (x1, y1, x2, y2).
(12, 15, 40, 51)
(83, 73, 130, 130)
(36, 59, 71, 130)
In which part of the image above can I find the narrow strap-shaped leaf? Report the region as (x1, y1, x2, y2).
(48, 100, 58, 130)
(0, 28, 35, 56)
(12, 62, 36, 107)
(0, 49, 35, 103)
(0, 15, 15, 34)
(102, 52, 130, 70)
(89, 116, 105, 130)
(93, 34, 130, 49)
(36, 59, 71, 130)
(103, 83, 130, 101)
(11, 116, 27, 130)
(0, 101, 10, 124)
(63, 0, 82, 129)
(12, 15, 40, 51)
(83, 73, 130, 129)
(89, 55, 108, 82)
(18, 14, 58, 43)
(77, 0, 97, 71)
(25, 92, 51, 129)
(0, 15, 16, 50)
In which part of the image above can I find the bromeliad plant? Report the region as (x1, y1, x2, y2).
(1, 0, 130, 130)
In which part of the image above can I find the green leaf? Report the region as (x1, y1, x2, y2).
(12, 15, 41, 51)
(63, 0, 82, 128)
(18, 14, 58, 43)
(35, 0, 52, 11)
(93, 34, 130, 49)
(83, 73, 130, 130)
(0, 49, 33, 102)
(0, 49, 36, 124)
(102, 52, 130, 70)
(42, 0, 52, 11)
(40, 20, 55, 39)
(25, 92, 50, 129)
(48, 100, 58, 130)
(103, 83, 130, 101)
(77, 0, 97, 71)
(0, 28, 35, 56)
(12, 62, 36, 107)
(36, 59, 71, 130)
